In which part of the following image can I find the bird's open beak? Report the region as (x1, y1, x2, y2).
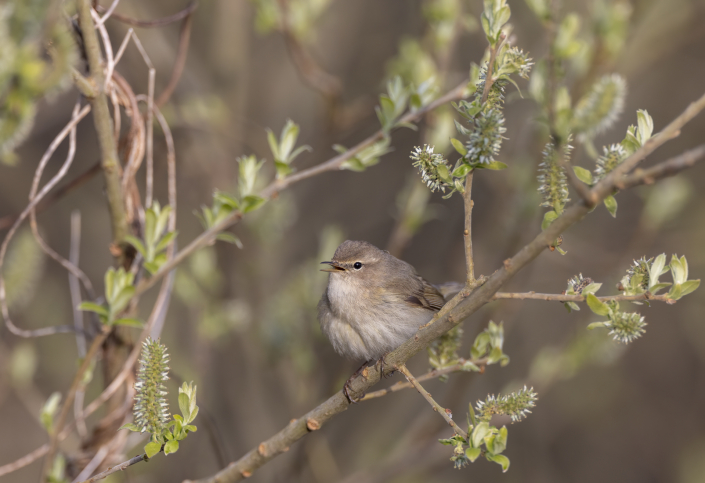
(320, 261, 345, 272)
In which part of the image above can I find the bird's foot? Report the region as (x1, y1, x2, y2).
(377, 353, 395, 379)
(343, 360, 370, 404)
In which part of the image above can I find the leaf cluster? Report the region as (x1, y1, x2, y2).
(125, 202, 177, 275)
(79, 268, 142, 328)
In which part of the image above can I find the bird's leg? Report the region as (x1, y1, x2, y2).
(344, 360, 370, 404)
(377, 353, 395, 379)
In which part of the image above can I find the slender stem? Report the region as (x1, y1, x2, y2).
(361, 358, 487, 402)
(41, 328, 110, 481)
(396, 365, 468, 438)
(96, 0, 198, 28)
(492, 292, 676, 303)
(463, 171, 476, 285)
(133, 80, 469, 299)
(77, 0, 128, 249)
(78, 453, 147, 483)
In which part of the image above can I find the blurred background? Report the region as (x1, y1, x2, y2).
(2, 0, 705, 482)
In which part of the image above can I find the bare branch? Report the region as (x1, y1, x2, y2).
(616, 143, 705, 190)
(396, 364, 468, 437)
(361, 358, 487, 401)
(78, 0, 128, 248)
(41, 328, 111, 481)
(0, 105, 91, 338)
(183, 90, 705, 483)
(463, 172, 476, 285)
(155, 8, 195, 107)
(493, 292, 676, 303)
(96, 1, 199, 28)
(78, 453, 147, 483)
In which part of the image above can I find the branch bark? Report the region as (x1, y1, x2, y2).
(183, 90, 705, 483)
(77, 0, 128, 249)
(396, 365, 468, 438)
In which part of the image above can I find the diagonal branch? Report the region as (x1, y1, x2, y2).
(396, 364, 468, 438)
(182, 90, 705, 483)
(493, 292, 676, 303)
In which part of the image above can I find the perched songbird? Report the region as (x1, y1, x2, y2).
(318, 240, 452, 400)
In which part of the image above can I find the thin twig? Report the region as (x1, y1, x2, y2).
(96, 0, 121, 27)
(462, 171, 476, 285)
(28, 102, 96, 301)
(155, 8, 195, 107)
(41, 328, 111, 481)
(0, 162, 102, 232)
(133, 79, 469, 299)
(558, 156, 594, 203)
(360, 359, 487, 401)
(69, 210, 89, 439)
(0, 105, 91, 338)
(96, 1, 198, 28)
(616, 143, 705, 190)
(396, 364, 468, 438)
(492, 292, 676, 303)
(182, 90, 705, 483)
(78, 453, 147, 483)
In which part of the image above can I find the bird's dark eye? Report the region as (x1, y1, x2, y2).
(353, 262, 363, 270)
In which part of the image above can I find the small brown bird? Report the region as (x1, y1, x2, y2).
(317, 240, 453, 400)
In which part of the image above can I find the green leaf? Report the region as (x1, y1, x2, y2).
(465, 447, 482, 462)
(541, 210, 558, 230)
(105, 268, 115, 304)
(179, 392, 190, 421)
(573, 166, 593, 185)
(144, 261, 161, 275)
(119, 423, 142, 432)
(155, 231, 177, 253)
(587, 322, 607, 330)
(40, 392, 61, 433)
(678, 280, 700, 298)
(586, 293, 610, 316)
(213, 191, 239, 210)
(484, 161, 508, 170)
(164, 440, 179, 455)
(471, 421, 491, 448)
(649, 282, 672, 295)
(113, 318, 143, 328)
(110, 286, 135, 317)
(451, 138, 467, 156)
(288, 144, 312, 164)
(216, 233, 243, 248)
(636, 109, 653, 145)
(452, 164, 473, 178)
(275, 160, 293, 178)
(565, 301, 580, 312)
(649, 254, 667, 289)
(241, 195, 266, 213)
(486, 453, 510, 472)
(144, 441, 162, 459)
(670, 255, 687, 285)
(78, 302, 109, 318)
(124, 235, 147, 258)
(487, 346, 504, 364)
(266, 129, 279, 160)
(603, 195, 618, 217)
(582, 282, 602, 295)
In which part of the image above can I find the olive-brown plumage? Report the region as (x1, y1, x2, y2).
(317, 240, 448, 361)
